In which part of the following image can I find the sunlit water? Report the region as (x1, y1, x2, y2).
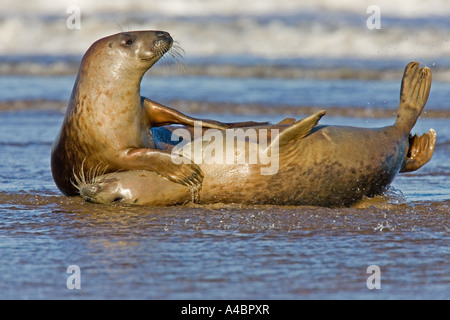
(1, 0, 449, 299)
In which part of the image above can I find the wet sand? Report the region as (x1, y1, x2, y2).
(2, 99, 450, 119)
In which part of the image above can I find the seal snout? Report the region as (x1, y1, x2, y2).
(80, 184, 99, 202)
(156, 31, 172, 40)
(154, 31, 173, 48)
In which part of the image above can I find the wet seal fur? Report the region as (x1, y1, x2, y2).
(51, 30, 265, 196)
(76, 62, 436, 207)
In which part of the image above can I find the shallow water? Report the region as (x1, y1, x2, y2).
(0, 107, 448, 299)
(1, 0, 449, 300)
(1, 74, 450, 111)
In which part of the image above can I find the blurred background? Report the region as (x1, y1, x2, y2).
(1, 0, 450, 74)
(1, 0, 450, 57)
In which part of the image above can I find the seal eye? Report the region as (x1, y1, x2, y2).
(125, 39, 133, 46)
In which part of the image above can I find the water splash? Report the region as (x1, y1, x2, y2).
(188, 184, 202, 204)
(373, 221, 395, 232)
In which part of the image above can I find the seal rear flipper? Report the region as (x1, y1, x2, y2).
(400, 128, 436, 172)
(270, 110, 326, 149)
(142, 98, 229, 129)
(395, 62, 432, 133)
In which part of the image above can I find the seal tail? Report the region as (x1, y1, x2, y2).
(400, 128, 436, 173)
(395, 62, 432, 133)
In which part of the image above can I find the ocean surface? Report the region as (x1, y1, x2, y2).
(0, 0, 449, 300)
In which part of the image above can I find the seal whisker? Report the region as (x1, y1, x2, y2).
(70, 158, 88, 193)
(79, 158, 86, 187)
(154, 41, 186, 74)
(170, 42, 185, 60)
(96, 164, 109, 182)
(88, 164, 95, 183)
(71, 169, 84, 192)
(153, 43, 177, 75)
(169, 42, 186, 73)
(71, 169, 82, 191)
(70, 160, 112, 194)
(91, 162, 105, 183)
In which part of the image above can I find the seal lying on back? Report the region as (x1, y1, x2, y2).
(51, 31, 263, 196)
(76, 62, 436, 207)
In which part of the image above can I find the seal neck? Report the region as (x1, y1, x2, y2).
(78, 60, 143, 105)
(67, 65, 143, 126)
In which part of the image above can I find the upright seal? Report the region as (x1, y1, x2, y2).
(51, 30, 259, 196)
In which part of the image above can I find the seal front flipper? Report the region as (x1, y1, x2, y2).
(258, 110, 325, 176)
(270, 110, 326, 149)
(223, 121, 270, 128)
(121, 148, 203, 186)
(277, 118, 296, 125)
(400, 128, 436, 173)
(142, 98, 229, 130)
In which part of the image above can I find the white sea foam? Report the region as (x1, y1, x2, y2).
(1, 0, 450, 60)
(3, 0, 450, 17)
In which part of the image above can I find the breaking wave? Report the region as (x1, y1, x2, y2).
(1, 0, 450, 60)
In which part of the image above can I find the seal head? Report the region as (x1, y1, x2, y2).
(52, 31, 255, 196)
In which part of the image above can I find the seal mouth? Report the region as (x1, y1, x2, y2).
(140, 31, 174, 62)
(140, 44, 171, 62)
(143, 41, 185, 72)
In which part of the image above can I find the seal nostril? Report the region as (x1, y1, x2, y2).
(156, 31, 173, 44)
(156, 31, 171, 39)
